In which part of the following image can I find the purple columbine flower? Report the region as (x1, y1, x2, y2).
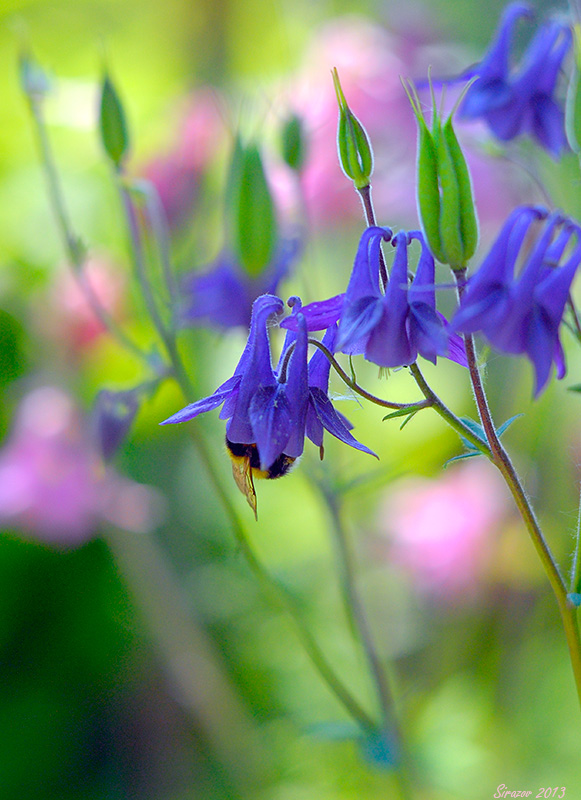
(283, 226, 461, 369)
(458, 2, 572, 157)
(178, 238, 300, 330)
(161, 294, 375, 512)
(451, 205, 581, 394)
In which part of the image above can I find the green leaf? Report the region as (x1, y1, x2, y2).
(568, 383, 581, 393)
(99, 74, 130, 168)
(496, 413, 523, 437)
(443, 451, 482, 468)
(382, 406, 419, 422)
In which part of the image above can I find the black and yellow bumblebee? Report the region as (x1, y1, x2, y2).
(225, 437, 297, 519)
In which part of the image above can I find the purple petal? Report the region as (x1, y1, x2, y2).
(309, 387, 377, 458)
(344, 226, 391, 306)
(249, 385, 293, 469)
(308, 324, 337, 392)
(337, 296, 384, 354)
(161, 375, 241, 425)
(281, 294, 344, 332)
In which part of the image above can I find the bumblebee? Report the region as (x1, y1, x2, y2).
(225, 437, 297, 519)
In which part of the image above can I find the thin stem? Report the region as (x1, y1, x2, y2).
(322, 487, 397, 726)
(571, 482, 581, 596)
(407, 362, 491, 456)
(453, 269, 581, 709)
(307, 339, 430, 412)
(357, 184, 388, 288)
(116, 175, 173, 350)
(28, 98, 149, 365)
(139, 180, 180, 314)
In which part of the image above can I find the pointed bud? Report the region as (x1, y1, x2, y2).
(332, 68, 374, 190)
(229, 140, 278, 277)
(99, 73, 130, 170)
(403, 78, 478, 270)
(281, 113, 306, 172)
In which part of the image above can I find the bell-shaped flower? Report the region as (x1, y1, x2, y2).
(336, 226, 451, 368)
(161, 294, 374, 473)
(451, 206, 581, 394)
(178, 238, 300, 330)
(458, 2, 572, 157)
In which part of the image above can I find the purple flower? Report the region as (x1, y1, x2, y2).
(179, 239, 300, 330)
(283, 226, 462, 369)
(162, 294, 375, 511)
(451, 206, 581, 394)
(459, 2, 572, 157)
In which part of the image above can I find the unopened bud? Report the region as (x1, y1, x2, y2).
(333, 68, 374, 190)
(281, 113, 306, 172)
(99, 73, 130, 170)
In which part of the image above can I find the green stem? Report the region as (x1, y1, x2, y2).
(454, 269, 581, 710)
(570, 482, 581, 596)
(28, 98, 149, 366)
(408, 362, 491, 456)
(118, 190, 377, 733)
(307, 339, 430, 413)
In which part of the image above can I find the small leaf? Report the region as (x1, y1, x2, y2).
(443, 451, 482, 468)
(458, 416, 486, 451)
(568, 592, 581, 607)
(568, 383, 581, 393)
(382, 406, 420, 422)
(99, 74, 130, 168)
(496, 413, 523, 438)
(399, 411, 418, 430)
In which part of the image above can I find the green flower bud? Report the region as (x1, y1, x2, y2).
(230, 141, 277, 277)
(332, 67, 374, 190)
(281, 113, 306, 172)
(99, 73, 130, 170)
(403, 78, 478, 270)
(566, 25, 581, 154)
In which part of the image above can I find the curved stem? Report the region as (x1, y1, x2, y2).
(28, 98, 150, 366)
(307, 339, 430, 412)
(454, 270, 581, 709)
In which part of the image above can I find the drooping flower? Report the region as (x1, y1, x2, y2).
(161, 294, 375, 513)
(179, 238, 300, 330)
(458, 2, 572, 157)
(282, 226, 462, 369)
(451, 205, 581, 394)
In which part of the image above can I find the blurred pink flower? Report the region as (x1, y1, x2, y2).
(141, 88, 226, 230)
(39, 255, 126, 353)
(275, 16, 522, 229)
(376, 461, 509, 597)
(0, 387, 163, 546)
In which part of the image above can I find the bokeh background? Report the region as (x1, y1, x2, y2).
(1, 0, 581, 798)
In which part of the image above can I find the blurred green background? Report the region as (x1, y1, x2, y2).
(1, 0, 581, 799)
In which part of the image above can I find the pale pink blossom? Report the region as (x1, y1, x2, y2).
(38, 255, 126, 353)
(141, 88, 226, 230)
(376, 461, 509, 597)
(0, 387, 163, 546)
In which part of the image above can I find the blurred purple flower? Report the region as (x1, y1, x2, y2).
(0, 387, 162, 546)
(451, 206, 581, 394)
(459, 2, 572, 157)
(179, 238, 300, 330)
